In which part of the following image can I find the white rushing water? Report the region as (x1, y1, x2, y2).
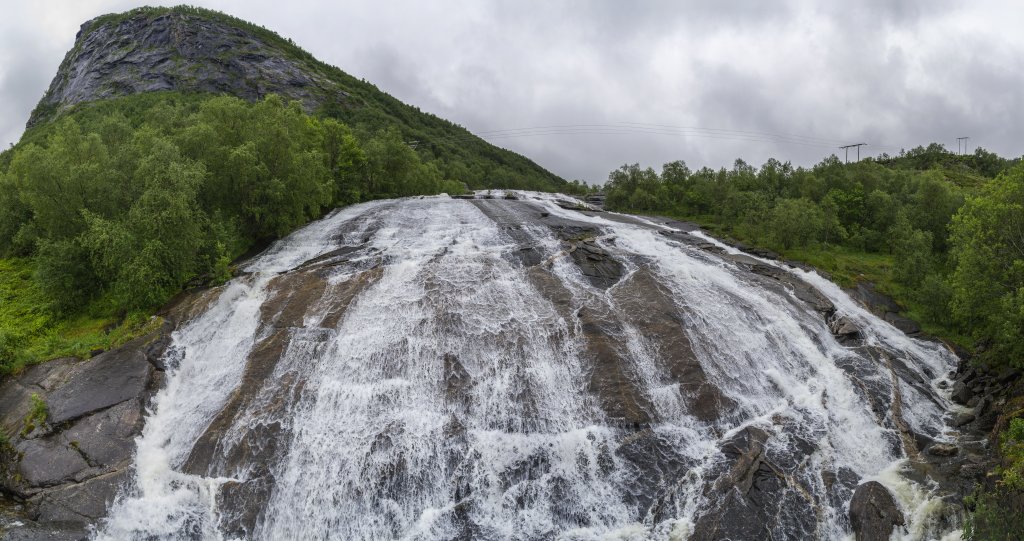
(96, 193, 960, 540)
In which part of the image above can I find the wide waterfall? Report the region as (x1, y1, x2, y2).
(95, 192, 962, 540)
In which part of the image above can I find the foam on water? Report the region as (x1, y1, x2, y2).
(96, 193, 960, 540)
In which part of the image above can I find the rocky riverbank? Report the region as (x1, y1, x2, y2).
(0, 323, 170, 539)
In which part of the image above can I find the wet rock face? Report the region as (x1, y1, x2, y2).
(7, 197, 975, 539)
(849, 481, 905, 541)
(29, 11, 343, 126)
(0, 321, 173, 535)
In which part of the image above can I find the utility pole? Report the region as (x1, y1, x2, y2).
(839, 143, 867, 164)
(956, 136, 969, 156)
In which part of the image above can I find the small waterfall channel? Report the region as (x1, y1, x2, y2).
(96, 192, 963, 540)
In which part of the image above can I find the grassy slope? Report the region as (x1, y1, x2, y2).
(0, 258, 163, 376)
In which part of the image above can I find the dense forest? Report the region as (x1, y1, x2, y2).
(0, 92, 477, 374)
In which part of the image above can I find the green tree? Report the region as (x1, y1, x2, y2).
(769, 198, 824, 249)
(948, 164, 1024, 364)
(888, 212, 933, 287)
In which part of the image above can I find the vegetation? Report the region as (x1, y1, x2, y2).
(21, 393, 48, 435)
(964, 417, 1024, 539)
(0, 91, 474, 375)
(600, 144, 1024, 538)
(30, 5, 566, 192)
(0, 4, 573, 376)
(601, 146, 1021, 362)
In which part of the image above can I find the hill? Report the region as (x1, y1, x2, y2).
(26, 5, 564, 191)
(0, 6, 571, 375)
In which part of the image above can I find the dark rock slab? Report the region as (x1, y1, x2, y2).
(29, 469, 129, 524)
(849, 481, 905, 541)
(567, 241, 624, 290)
(884, 312, 921, 336)
(690, 423, 822, 540)
(62, 398, 142, 468)
(0, 522, 90, 541)
(46, 350, 152, 425)
(610, 269, 734, 422)
(0, 359, 76, 435)
(578, 304, 654, 426)
(848, 282, 901, 316)
(749, 264, 835, 317)
(14, 439, 89, 488)
(215, 477, 273, 539)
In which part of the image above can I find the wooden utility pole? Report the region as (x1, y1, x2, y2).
(839, 143, 867, 163)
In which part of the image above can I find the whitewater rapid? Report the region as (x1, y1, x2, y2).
(95, 192, 960, 540)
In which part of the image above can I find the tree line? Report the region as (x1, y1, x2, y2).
(0, 93, 469, 316)
(601, 147, 1023, 368)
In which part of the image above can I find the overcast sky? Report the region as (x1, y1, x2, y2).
(1, 0, 1021, 183)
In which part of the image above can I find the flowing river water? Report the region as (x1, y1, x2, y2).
(94, 192, 962, 540)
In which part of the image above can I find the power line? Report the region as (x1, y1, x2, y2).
(956, 136, 970, 156)
(408, 124, 858, 150)
(838, 143, 866, 163)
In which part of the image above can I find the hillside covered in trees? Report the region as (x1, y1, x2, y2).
(0, 5, 572, 376)
(603, 145, 1021, 365)
(600, 145, 1024, 537)
(0, 92, 475, 372)
(29, 5, 566, 192)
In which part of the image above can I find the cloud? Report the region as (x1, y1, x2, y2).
(1, 0, 1021, 182)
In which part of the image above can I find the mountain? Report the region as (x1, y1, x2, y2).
(26, 5, 564, 190)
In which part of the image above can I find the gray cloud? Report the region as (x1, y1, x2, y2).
(2, 0, 1021, 183)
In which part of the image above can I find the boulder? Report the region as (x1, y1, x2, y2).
(849, 481, 905, 541)
(953, 412, 976, 427)
(830, 316, 862, 340)
(950, 381, 973, 405)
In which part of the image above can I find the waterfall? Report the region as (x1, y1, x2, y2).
(96, 193, 960, 540)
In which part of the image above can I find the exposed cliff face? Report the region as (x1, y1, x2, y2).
(29, 11, 343, 127)
(25, 7, 565, 190)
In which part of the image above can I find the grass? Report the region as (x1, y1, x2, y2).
(21, 393, 48, 436)
(0, 258, 164, 377)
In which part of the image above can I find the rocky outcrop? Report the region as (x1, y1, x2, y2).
(30, 10, 343, 126)
(0, 320, 172, 537)
(845, 282, 923, 337)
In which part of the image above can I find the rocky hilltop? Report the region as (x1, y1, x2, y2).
(26, 6, 563, 190)
(29, 11, 335, 122)
(30, 9, 340, 125)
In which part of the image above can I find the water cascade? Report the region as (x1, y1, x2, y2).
(96, 192, 961, 540)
